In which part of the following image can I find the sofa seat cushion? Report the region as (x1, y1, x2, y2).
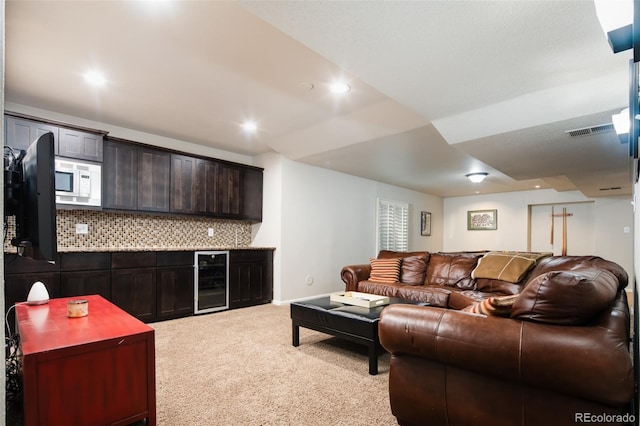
(397, 285, 450, 307)
(425, 252, 482, 290)
(474, 277, 522, 295)
(357, 280, 404, 298)
(356, 281, 451, 307)
(511, 267, 619, 325)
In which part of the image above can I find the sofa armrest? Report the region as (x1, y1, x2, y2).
(379, 303, 633, 407)
(341, 264, 371, 291)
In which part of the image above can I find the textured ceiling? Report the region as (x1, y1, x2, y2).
(4, 0, 634, 197)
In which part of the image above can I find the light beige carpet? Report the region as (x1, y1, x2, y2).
(151, 303, 398, 426)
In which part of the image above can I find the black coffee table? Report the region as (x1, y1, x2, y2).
(290, 295, 427, 375)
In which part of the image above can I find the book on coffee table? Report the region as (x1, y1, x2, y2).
(330, 291, 390, 308)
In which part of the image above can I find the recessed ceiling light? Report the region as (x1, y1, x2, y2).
(83, 70, 106, 87)
(329, 82, 351, 94)
(241, 121, 258, 133)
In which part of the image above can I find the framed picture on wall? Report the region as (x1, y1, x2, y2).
(421, 211, 431, 236)
(467, 209, 497, 230)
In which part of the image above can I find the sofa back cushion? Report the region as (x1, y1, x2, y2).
(375, 251, 430, 286)
(425, 253, 481, 290)
(377, 250, 427, 259)
(511, 267, 619, 325)
(525, 256, 628, 290)
(400, 254, 429, 285)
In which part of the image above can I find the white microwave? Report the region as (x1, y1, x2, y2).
(54, 158, 102, 207)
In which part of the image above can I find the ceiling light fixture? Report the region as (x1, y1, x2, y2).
(611, 107, 640, 143)
(612, 108, 630, 142)
(466, 172, 488, 183)
(329, 82, 351, 94)
(594, 0, 633, 54)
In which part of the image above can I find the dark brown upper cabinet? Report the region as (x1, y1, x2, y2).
(137, 147, 170, 212)
(7, 113, 263, 221)
(4, 115, 59, 152)
(170, 154, 207, 214)
(171, 154, 263, 221)
(5, 114, 103, 162)
(58, 127, 103, 162)
(242, 167, 263, 222)
(216, 162, 241, 217)
(103, 139, 138, 210)
(103, 139, 170, 213)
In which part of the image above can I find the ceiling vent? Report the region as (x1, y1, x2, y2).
(565, 123, 615, 137)
(599, 186, 623, 191)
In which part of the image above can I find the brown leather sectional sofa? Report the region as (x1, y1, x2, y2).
(341, 250, 635, 426)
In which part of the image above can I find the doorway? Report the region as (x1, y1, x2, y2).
(528, 202, 595, 255)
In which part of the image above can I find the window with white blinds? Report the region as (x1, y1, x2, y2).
(376, 199, 409, 252)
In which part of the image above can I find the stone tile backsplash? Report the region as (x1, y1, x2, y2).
(4, 210, 253, 252)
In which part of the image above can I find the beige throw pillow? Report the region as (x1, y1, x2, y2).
(472, 252, 543, 283)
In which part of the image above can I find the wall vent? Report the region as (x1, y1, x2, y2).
(565, 123, 615, 137)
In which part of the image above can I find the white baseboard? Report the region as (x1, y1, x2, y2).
(271, 292, 335, 306)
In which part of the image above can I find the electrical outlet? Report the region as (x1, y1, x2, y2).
(75, 224, 88, 234)
(208, 228, 215, 237)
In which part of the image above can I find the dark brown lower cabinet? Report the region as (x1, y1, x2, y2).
(61, 270, 111, 300)
(5, 249, 273, 325)
(157, 266, 193, 320)
(229, 249, 273, 309)
(156, 251, 194, 320)
(60, 252, 111, 300)
(111, 267, 157, 322)
(4, 254, 61, 319)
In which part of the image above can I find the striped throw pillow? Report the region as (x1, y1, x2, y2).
(369, 257, 401, 283)
(463, 294, 519, 317)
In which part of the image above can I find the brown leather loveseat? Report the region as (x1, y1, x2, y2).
(342, 251, 635, 425)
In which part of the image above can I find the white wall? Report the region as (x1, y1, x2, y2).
(255, 155, 442, 304)
(251, 153, 283, 300)
(444, 189, 634, 281)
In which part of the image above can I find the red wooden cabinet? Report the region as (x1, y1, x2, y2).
(17, 295, 156, 426)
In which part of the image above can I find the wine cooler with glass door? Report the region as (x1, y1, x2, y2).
(194, 251, 229, 314)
